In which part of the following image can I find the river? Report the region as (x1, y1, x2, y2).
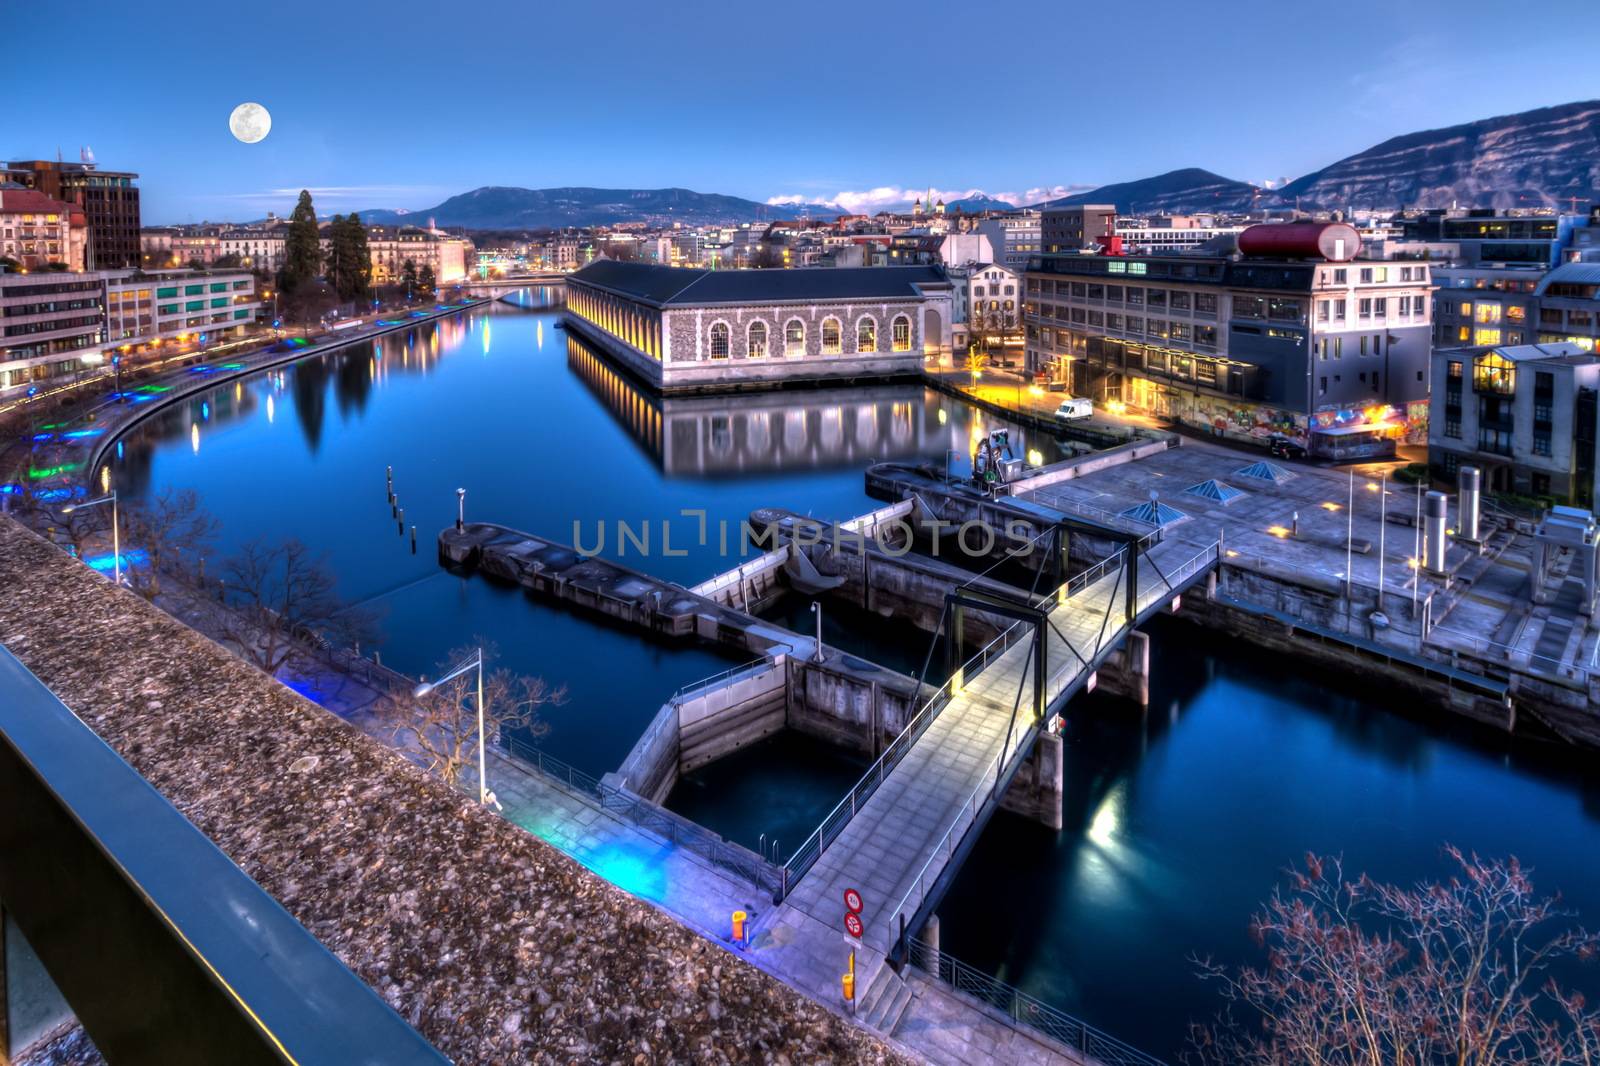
(112, 295, 1600, 1060)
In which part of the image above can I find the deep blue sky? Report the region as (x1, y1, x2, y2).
(8, 0, 1598, 223)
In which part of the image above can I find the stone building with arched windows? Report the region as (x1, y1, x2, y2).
(564, 259, 953, 392)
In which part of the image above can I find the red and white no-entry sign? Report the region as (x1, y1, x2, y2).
(844, 888, 863, 914)
(844, 912, 864, 939)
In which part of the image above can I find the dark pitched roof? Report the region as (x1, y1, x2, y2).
(571, 260, 950, 306)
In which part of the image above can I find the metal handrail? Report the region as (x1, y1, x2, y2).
(780, 617, 1028, 893)
(670, 656, 773, 703)
(1429, 624, 1592, 684)
(907, 939, 1169, 1066)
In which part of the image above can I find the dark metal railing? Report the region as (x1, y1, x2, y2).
(907, 938, 1168, 1066)
(0, 645, 447, 1065)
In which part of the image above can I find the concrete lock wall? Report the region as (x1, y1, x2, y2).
(688, 547, 790, 614)
(788, 661, 923, 756)
(613, 658, 789, 804)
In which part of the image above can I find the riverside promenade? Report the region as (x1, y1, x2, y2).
(0, 297, 492, 496)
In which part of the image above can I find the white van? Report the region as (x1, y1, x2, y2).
(1053, 398, 1094, 422)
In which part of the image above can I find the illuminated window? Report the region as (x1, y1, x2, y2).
(892, 315, 912, 351)
(747, 321, 767, 358)
(821, 317, 842, 355)
(857, 316, 877, 352)
(1475, 304, 1502, 325)
(1473, 351, 1515, 394)
(784, 318, 805, 357)
(708, 322, 729, 359)
(1473, 328, 1503, 347)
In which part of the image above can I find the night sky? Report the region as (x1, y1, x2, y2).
(7, 0, 1598, 222)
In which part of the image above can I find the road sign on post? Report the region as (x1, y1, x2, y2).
(844, 888, 863, 914)
(844, 912, 864, 939)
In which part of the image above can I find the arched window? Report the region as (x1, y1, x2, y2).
(747, 321, 768, 358)
(821, 317, 842, 355)
(856, 316, 877, 353)
(709, 322, 729, 359)
(784, 318, 805, 357)
(892, 314, 912, 352)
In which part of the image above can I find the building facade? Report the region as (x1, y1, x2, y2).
(6, 160, 141, 268)
(0, 188, 89, 271)
(103, 269, 261, 349)
(1429, 341, 1599, 504)
(366, 229, 470, 285)
(972, 214, 1042, 272)
(1025, 226, 1435, 450)
(1042, 205, 1116, 253)
(0, 272, 106, 392)
(219, 229, 287, 273)
(1431, 265, 1542, 348)
(564, 260, 954, 392)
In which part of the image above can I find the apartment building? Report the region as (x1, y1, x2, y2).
(103, 269, 261, 349)
(1042, 205, 1116, 253)
(1430, 341, 1599, 504)
(0, 188, 89, 271)
(5, 159, 141, 268)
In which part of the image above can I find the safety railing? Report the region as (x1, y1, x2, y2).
(1033, 545, 1128, 608)
(669, 656, 775, 703)
(779, 617, 1030, 897)
(1133, 540, 1221, 616)
(1429, 625, 1593, 686)
(500, 732, 785, 899)
(906, 939, 1169, 1066)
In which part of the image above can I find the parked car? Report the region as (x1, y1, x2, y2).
(1054, 398, 1094, 421)
(1266, 434, 1308, 460)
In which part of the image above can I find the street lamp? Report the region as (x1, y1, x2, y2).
(456, 487, 466, 531)
(809, 601, 825, 662)
(63, 488, 120, 585)
(413, 647, 491, 806)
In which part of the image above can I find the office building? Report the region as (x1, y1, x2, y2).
(1025, 222, 1435, 454)
(0, 271, 105, 392)
(1042, 205, 1116, 253)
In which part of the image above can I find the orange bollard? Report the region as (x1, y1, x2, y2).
(731, 910, 747, 944)
(842, 971, 855, 1003)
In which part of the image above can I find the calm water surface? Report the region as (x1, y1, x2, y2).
(114, 295, 1600, 1059)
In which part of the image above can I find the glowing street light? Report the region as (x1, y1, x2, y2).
(413, 647, 492, 806)
(63, 488, 120, 585)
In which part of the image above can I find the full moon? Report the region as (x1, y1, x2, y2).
(229, 102, 271, 144)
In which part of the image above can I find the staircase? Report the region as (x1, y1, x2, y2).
(856, 961, 916, 1034)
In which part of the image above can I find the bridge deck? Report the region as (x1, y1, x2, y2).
(779, 539, 1215, 954)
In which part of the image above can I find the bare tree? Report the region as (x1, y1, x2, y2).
(379, 640, 565, 791)
(122, 486, 219, 599)
(1187, 847, 1600, 1066)
(217, 537, 378, 676)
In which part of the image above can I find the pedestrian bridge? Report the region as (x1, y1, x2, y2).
(769, 533, 1221, 966)
(459, 273, 567, 299)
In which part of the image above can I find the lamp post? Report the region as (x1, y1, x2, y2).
(413, 647, 490, 805)
(456, 487, 466, 531)
(810, 601, 825, 663)
(63, 489, 120, 585)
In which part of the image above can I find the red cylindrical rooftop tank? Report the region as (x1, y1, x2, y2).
(1237, 222, 1361, 261)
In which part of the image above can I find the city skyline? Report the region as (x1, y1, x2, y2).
(8, 0, 1599, 222)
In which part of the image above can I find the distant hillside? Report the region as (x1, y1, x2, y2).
(1032, 168, 1265, 215)
(359, 186, 805, 230)
(1278, 100, 1600, 210)
(943, 194, 1016, 213)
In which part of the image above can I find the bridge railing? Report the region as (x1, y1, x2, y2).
(1135, 540, 1221, 615)
(906, 938, 1169, 1066)
(779, 617, 1029, 898)
(885, 733, 1017, 954)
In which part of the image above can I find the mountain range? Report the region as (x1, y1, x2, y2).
(353, 100, 1600, 229)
